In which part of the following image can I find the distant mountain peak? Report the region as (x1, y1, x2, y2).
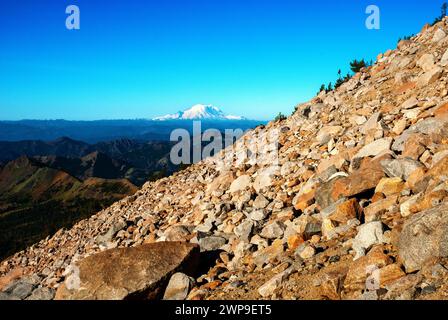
(152, 104, 247, 121)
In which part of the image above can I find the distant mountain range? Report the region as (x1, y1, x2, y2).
(0, 155, 138, 260)
(0, 137, 176, 186)
(0, 118, 263, 143)
(152, 104, 247, 121)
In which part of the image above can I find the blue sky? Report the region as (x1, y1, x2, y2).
(0, 0, 444, 120)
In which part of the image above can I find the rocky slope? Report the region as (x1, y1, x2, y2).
(2, 19, 448, 300)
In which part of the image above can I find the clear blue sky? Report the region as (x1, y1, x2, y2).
(0, 0, 444, 120)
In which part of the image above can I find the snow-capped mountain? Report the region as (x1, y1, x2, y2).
(152, 104, 247, 121)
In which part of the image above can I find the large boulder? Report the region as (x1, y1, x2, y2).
(398, 204, 448, 273)
(55, 242, 199, 300)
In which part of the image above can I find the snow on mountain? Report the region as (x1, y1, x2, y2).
(152, 104, 247, 121)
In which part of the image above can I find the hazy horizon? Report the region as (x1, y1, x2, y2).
(0, 104, 270, 122)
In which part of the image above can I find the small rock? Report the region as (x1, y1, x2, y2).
(163, 272, 194, 300)
(328, 198, 362, 224)
(234, 220, 253, 242)
(364, 196, 398, 222)
(401, 96, 419, 110)
(375, 177, 404, 196)
(332, 165, 385, 200)
(432, 28, 446, 42)
(383, 274, 421, 300)
(377, 264, 406, 288)
(321, 218, 337, 239)
(344, 246, 391, 293)
(400, 194, 422, 217)
(318, 271, 346, 300)
(329, 255, 340, 263)
(361, 113, 382, 135)
(403, 108, 421, 120)
(392, 118, 407, 135)
(253, 195, 270, 209)
(287, 235, 304, 250)
(253, 239, 284, 267)
(253, 174, 273, 193)
(199, 236, 226, 252)
(250, 210, 268, 221)
(164, 225, 192, 242)
(26, 287, 55, 300)
(316, 126, 343, 145)
(261, 221, 285, 239)
(4, 280, 35, 299)
(380, 158, 424, 180)
(352, 222, 386, 259)
(303, 222, 322, 240)
(298, 245, 316, 260)
(250, 234, 269, 249)
(417, 53, 435, 72)
(229, 175, 252, 193)
(421, 284, 437, 295)
(354, 138, 392, 160)
(258, 267, 293, 298)
(95, 221, 127, 244)
(417, 67, 443, 87)
(432, 150, 448, 167)
(292, 191, 316, 212)
(441, 48, 448, 66)
(315, 176, 344, 208)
